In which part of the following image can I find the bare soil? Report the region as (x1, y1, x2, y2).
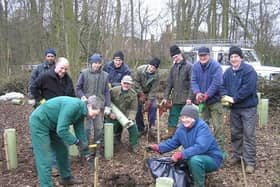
(0, 98, 279, 187)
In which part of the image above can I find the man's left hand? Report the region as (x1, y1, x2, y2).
(144, 100, 152, 112)
(171, 152, 182, 162)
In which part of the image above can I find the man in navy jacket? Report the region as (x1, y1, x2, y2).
(220, 46, 258, 174)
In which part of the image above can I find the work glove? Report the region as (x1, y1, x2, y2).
(221, 95, 234, 103)
(104, 106, 111, 116)
(85, 153, 94, 169)
(138, 92, 146, 103)
(144, 100, 152, 112)
(39, 98, 46, 105)
(126, 119, 135, 128)
(202, 93, 208, 102)
(81, 96, 87, 102)
(75, 139, 89, 152)
(146, 144, 159, 152)
(161, 99, 167, 106)
(195, 93, 204, 103)
(171, 152, 182, 162)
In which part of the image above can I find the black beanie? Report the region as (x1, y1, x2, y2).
(170, 45, 181, 57)
(229, 46, 243, 59)
(148, 57, 161, 69)
(113, 50, 124, 60)
(180, 105, 199, 119)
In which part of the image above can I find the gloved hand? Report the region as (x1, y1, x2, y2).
(202, 93, 208, 102)
(126, 119, 134, 128)
(85, 153, 94, 169)
(161, 99, 167, 106)
(81, 96, 87, 102)
(146, 144, 159, 152)
(196, 93, 204, 103)
(221, 95, 234, 103)
(171, 152, 182, 162)
(138, 92, 146, 102)
(104, 106, 111, 115)
(39, 98, 46, 105)
(75, 139, 89, 152)
(144, 100, 152, 112)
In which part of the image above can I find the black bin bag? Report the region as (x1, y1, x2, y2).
(145, 157, 193, 187)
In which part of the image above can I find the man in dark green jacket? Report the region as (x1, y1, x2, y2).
(162, 45, 193, 138)
(29, 96, 103, 187)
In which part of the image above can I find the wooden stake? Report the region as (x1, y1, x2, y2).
(94, 156, 99, 187)
(240, 156, 248, 187)
(156, 108, 160, 144)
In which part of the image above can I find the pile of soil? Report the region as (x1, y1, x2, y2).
(0, 98, 279, 186)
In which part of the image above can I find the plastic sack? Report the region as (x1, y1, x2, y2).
(145, 157, 192, 187)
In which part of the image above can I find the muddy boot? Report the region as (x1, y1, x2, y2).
(161, 127, 176, 140)
(59, 176, 83, 186)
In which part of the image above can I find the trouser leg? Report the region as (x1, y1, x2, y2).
(168, 104, 184, 128)
(85, 118, 93, 144)
(127, 123, 139, 146)
(50, 132, 71, 179)
(136, 100, 145, 132)
(241, 107, 257, 166)
(30, 120, 53, 187)
(148, 99, 157, 127)
(209, 102, 225, 150)
(230, 109, 243, 159)
(93, 114, 104, 143)
(187, 155, 218, 187)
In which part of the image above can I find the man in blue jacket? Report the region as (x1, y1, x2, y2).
(220, 46, 258, 174)
(103, 50, 131, 87)
(147, 105, 223, 187)
(191, 47, 225, 151)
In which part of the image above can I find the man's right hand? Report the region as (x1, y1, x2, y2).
(146, 144, 159, 152)
(81, 96, 87, 102)
(138, 92, 146, 102)
(75, 139, 89, 152)
(195, 93, 204, 103)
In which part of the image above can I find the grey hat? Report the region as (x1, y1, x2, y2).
(121, 75, 134, 84)
(180, 105, 199, 119)
(198, 47, 210, 56)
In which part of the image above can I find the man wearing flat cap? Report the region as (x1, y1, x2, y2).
(76, 53, 111, 145)
(28, 48, 57, 100)
(162, 45, 193, 138)
(191, 46, 225, 152)
(134, 57, 161, 134)
(147, 104, 223, 187)
(103, 50, 131, 87)
(220, 46, 258, 174)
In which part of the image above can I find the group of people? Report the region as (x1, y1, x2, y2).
(28, 44, 258, 187)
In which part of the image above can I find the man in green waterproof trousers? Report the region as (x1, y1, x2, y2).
(147, 105, 224, 187)
(29, 96, 103, 187)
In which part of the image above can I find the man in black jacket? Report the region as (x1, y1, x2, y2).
(30, 57, 75, 105)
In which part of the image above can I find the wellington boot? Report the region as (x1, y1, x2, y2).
(161, 127, 176, 140)
(59, 176, 83, 186)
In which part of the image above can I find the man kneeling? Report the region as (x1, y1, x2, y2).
(147, 105, 224, 187)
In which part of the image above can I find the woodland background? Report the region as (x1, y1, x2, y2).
(0, 0, 280, 85)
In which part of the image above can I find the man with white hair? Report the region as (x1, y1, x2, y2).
(30, 57, 75, 106)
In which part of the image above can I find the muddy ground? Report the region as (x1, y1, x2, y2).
(0, 98, 279, 187)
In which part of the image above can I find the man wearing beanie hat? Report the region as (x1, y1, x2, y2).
(134, 57, 161, 135)
(220, 46, 258, 174)
(28, 48, 57, 101)
(76, 53, 111, 145)
(103, 50, 131, 87)
(147, 104, 223, 187)
(191, 46, 225, 152)
(161, 45, 193, 138)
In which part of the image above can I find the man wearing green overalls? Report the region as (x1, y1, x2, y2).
(29, 96, 103, 187)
